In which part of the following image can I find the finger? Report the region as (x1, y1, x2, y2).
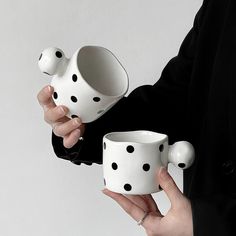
(37, 85, 56, 112)
(102, 189, 153, 229)
(63, 129, 82, 148)
(44, 105, 69, 124)
(53, 118, 82, 137)
(140, 195, 162, 216)
(158, 167, 183, 208)
(126, 195, 162, 216)
(125, 195, 150, 212)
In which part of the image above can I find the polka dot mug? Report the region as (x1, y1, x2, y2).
(103, 130, 195, 195)
(38, 46, 129, 123)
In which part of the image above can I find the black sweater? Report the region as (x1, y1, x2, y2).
(51, 0, 236, 235)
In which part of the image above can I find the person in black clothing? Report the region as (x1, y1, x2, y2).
(37, 0, 236, 235)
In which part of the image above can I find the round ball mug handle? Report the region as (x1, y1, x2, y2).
(167, 141, 195, 169)
(38, 47, 69, 76)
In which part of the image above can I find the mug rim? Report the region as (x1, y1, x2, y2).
(103, 130, 168, 145)
(74, 45, 129, 98)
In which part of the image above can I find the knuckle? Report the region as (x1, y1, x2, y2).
(49, 107, 61, 122)
(44, 109, 52, 123)
(56, 106, 66, 116)
(53, 123, 64, 137)
(52, 124, 59, 136)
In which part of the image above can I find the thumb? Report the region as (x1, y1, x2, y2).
(158, 167, 184, 207)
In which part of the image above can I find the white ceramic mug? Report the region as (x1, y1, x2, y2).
(38, 46, 129, 123)
(103, 130, 195, 194)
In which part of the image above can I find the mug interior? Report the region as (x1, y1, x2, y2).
(77, 46, 128, 96)
(105, 131, 167, 144)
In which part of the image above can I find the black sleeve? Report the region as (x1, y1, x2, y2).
(191, 192, 236, 236)
(51, 2, 206, 165)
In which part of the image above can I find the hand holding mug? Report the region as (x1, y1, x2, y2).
(103, 130, 195, 194)
(103, 167, 193, 236)
(37, 85, 85, 148)
(37, 45, 129, 147)
(38, 46, 129, 123)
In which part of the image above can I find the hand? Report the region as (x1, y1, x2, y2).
(37, 85, 85, 148)
(102, 167, 193, 236)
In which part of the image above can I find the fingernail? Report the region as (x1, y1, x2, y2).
(47, 85, 52, 93)
(160, 167, 169, 180)
(73, 118, 81, 126)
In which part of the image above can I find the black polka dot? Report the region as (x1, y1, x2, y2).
(43, 71, 51, 75)
(71, 114, 78, 119)
(71, 96, 78, 103)
(39, 53, 42, 61)
(53, 92, 58, 99)
(103, 142, 106, 150)
(159, 144, 164, 152)
(124, 184, 132, 191)
(126, 145, 134, 153)
(93, 97, 101, 102)
(159, 185, 162, 190)
(55, 51, 62, 58)
(104, 178, 106, 186)
(178, 163, 186, 168)
(143, 163, 150, 171)
(72, 74, 77, 82)
(112, 162, 118, 170)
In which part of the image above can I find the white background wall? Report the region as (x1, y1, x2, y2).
(0, 0, 202, 235)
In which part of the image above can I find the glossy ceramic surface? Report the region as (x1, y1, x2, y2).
(103, 130, 195, 194)
(38, 46, 129, 123)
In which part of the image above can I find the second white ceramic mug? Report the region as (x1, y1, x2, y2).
(38, 46, 129, 123)
(103, 130, 195, 194)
